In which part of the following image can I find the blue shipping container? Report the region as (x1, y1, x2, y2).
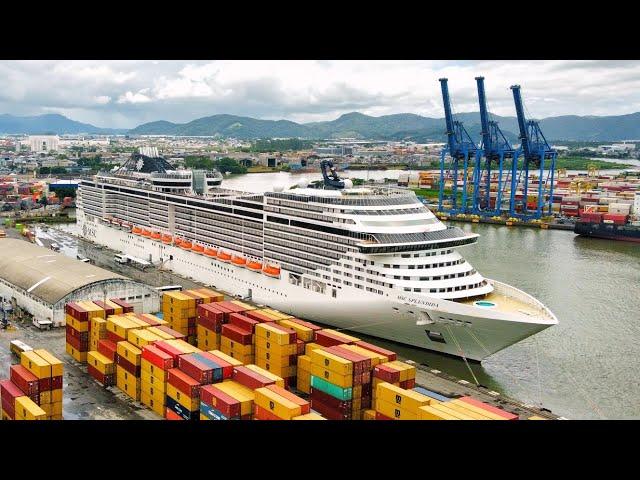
(413, 386, 450, 403)
(192, 353, 223, 382)
(166, 395, 198, 420)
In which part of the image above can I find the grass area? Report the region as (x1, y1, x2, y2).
(556, 157, 634, 170)
(412, 187, 462, 202)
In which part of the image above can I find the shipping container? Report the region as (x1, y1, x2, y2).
(87, 350, 115, 375)
(98, 339, 117, 362)
(310, 375, 352, 401)
(254, 336, 297, 356)
(254, 323, 296, 346)
(153, 325, 186, 340)
(426, 402, 478, 420)
(277, 319, 315, 342)
(127, 328, 163, 348)
(116, 341, 142, 366)
(141, 344, 174, 371)
(177, 354, 215, 384)
(15, 396, 47, 420)
(141, 391, 166, 417)
(200, 385, 242, 419)
(10, 365, 39, 396)
(141, 367, 167, 387)
(216, 380, 255, 416)
(88, 364, 115, 387)
(254, 386, 303, 420)
(195, 351, 233, 379)
(231, 366, 275, 390)
(354, 341, 397, 361)
(413, 386, 450, 403)
(311, 397, 352, 420)
(457, 396, 518, 420)
(244, 364, 285, 388)
(417, 404, 461, 420)
(229, 313, 260, 333)
(244, 310, 276, 323)
(115, 354, 140, 376)
(167, 368, 201, 398)
(147, 326, 175, 341)
(21, 351, 52, 379)
(165, 395, 198, 420)
(292, 412, 325, 420)
(167, 383, 199, 411)
(376, 382, 430, 413)
(65, 343, 87, 363)
(221, 323, 253, 345)
(385, 361, 416, 382)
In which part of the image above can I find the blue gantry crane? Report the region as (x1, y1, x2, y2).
(510, 85, 557, 218)
(438, 78, 479, 214)
(474, 77, 518, 216)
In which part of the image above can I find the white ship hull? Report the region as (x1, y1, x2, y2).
(79, 212, 557, 362)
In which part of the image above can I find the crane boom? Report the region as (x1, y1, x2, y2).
(476, 76, 492, 153)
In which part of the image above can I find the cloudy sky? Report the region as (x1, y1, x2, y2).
(1, 60, 639, 129)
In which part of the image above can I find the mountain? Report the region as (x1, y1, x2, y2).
(0, 113, 125, 135)
(131, 111, 640, 142)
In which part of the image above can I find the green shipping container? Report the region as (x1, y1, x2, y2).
(310, 375, 353, 401)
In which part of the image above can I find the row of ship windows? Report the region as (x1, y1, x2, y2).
(264, 206, 339, 224)
(389, 269, 477, 281)
(403, 280, 488, 294)
(264, 230, 349, 254)
(267, 222, 362, 247)
(175, 209, 262, 231)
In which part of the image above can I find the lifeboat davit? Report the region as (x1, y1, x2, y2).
(192, 244, 205, 254)
(142, 229, 152, 237)
(181, 240, 193, 250)
(132, 226, 142, 235)
(262, 265, 281, 278)
(231, 256, 247, 267)
(247, 261, 262, 272)
(218, 251, 231, 262)
(151, 231, 162, 240)
(204, 248, 218, 257)
(162, 234, 173, 244)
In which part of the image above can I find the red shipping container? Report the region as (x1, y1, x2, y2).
(315, 330, 352, 347)
(2, 397, 15, 419)
(107, 331, 126, 344)
(92, 300, 115, 317)
(167, 368, 201, 398)
(110, 298, 134, 313)
(400, 379, 416, 389)
(373, 364, 401, 383)
(66, 332, 88, 352)
(197, 315, 217, 332)
(155, 325, 186, 341)
(296, 339, 305, 356)
(199, 351, 234, 379)
(130, 313, 159, 327)
(311, 397, 351, 420)
(142, 344, 174, 370)
(88, 365, 115, 387)
(254, 404, 282, 420)
(178, 354, 214, 384)
(10, 364, 39, 396)
(229, 313, 260, 333)
(232, 366, 275, 390)
(310, 388, 352, 412)
(154, 340, 186, 362)
(222, 324, 253, 346)
(354, 341, 397, 361)
(267, 384, 310, 414)
(200, 384, 241, 418)
(98, 340, 117, 362)
(458, 396, 518, 420)
(286, 318, 322, 332)
(115, 354, 140, 376)
(375, 411, 393, 421)
(244, 310, 275, 323)
(39, 377, 52, 391)
(183, 291, 205, 305)
(197, 303, 225, 321)
(51, 375, 63, 390)
(0, 380, 23, 410)
(65, 302, 88, 321)
(603, 213, 628, 225)
(165, 409, 184, 420)
(66, 324, 88, 342)
(215, 301, 248, 314)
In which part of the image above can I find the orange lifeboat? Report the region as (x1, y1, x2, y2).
(231, 256, 247, 267)
(180, 240, 193, 250)
(192, 244, 205, 254)
(142, 229, 152, 237)
(162, 234, 173, 244)
(262, 265, 281, 277)
(247, 260, 262, 272)
(174, 238, 183, 247)
(204, 248, 218, 257)
(151, 231, 162, 240)
(218, 251, 231, 262)
(132, 226, 142, 235)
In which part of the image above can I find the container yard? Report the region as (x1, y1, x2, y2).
(1, 286, 560, 420)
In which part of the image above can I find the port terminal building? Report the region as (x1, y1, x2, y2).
(0, 239, 160, 326)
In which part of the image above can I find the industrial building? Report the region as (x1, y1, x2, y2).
(28, 135, 60, 153)
(0, 239, 160, 326)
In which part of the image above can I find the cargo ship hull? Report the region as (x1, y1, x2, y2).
(78, 211, 556, 362)
(574, 221, 640, 243)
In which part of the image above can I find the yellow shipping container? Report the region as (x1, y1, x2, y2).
(33, 349, 63, 377)
(255, 323, 293, 346)
(89, 338, 99, 352)
(87, 350, 115, 375)
(340, 344, 387, 366)
(440, 401, 493, 420)
(226, 352, 254, 365)
(66, 314, 88, 332)
(292, 412, 325, 420)
(230, 300, 256, 311)
(116, 365, 139, 384)
(310, 349, 353, 375)
(141, 359, 168, 381)
(386, 361, 416, 381)
(116, 374, 141, 401)
(78, 301, 105, 319)
(244, 364, 285, 388)
(140, 313, 168, 326)
(15, 396, 47, 420)
(141, 369, 167, 389)
(141, 391, 165, 417)
(116, 341, 142, 366)
(52, 389, 63, 403)
(217, 381, 255, 416)
(255, 348, 293, 368)
(162, 291, 195, 307)
(167, 384, 198, 411)
(208, 350, 244, 367)
(91, 316, 107, 332)
(305, 343, 322, 356)
(254, 336, 296, 355)
(255, 358, 296, 378)
(362, 409, 376, 420)
(65, 344, 87, 363)
(428, 402, 477, 420)
(319, 329, 360, 344)
(448, 399, 507, 420)
(51, 414, 64, 421)
(254, 387, 302, 420)
(311, 365, 353, 388)
(195, 288, 224, 302)
(141, 380, 166, 404)
(52, 401, 62, 415)
(128, 328, 163, 348)
(39, 390, 51, 405)
(260, 308, 292, 320)
(375, 398, 417, 420)
(376, 382, 430, 413)
(165, 339, 200, 354)
(297, 354, 311, 372)
(147, 326, 176, 340)
(297, 370, 311, 394)
(21, 350, 52, 379)
(277, 319, 314, 342)
(253, 310, 280, 321)
(106, 316, 140, 338)
(417, 405, 460, 420)
(40, 402, 52, 416)
(103, 299, 123, 315)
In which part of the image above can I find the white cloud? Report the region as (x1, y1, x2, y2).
(0, 60, 639, 128)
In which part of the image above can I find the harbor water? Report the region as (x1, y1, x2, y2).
(225, 172, 640, 419)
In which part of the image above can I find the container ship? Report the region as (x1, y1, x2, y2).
(76, 152, 558, 362)
(574, 204, 640, 242)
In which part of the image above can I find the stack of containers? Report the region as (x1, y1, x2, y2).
(20, 350, 63, 420)
(254, 322, 298, 387)
(65, 302, 90, 362)
(443, 396, 517, 420)
(254, 384, 311, 420)
(374, 382, 431, 420)
(87, 350, 115, 387)
(314, 329, 361, 348)
(140, 344, 175, 416)
(162, 291, 196, 338)
(115, 341, 143, 401)
(166, 367, 201, 420)
(371, 360, 416, 407)
(309, 345, 371, 420)
(221, 314, 255, 364)
(196, 303, 226, 350)
(90, 300, 123, 351)
(110, 298, 135, 313)
(106, 315, 140, 344)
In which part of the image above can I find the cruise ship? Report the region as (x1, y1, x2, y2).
(76, 152, 558, 362)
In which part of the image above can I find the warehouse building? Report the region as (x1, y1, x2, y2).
(0, 239, 160, 326)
